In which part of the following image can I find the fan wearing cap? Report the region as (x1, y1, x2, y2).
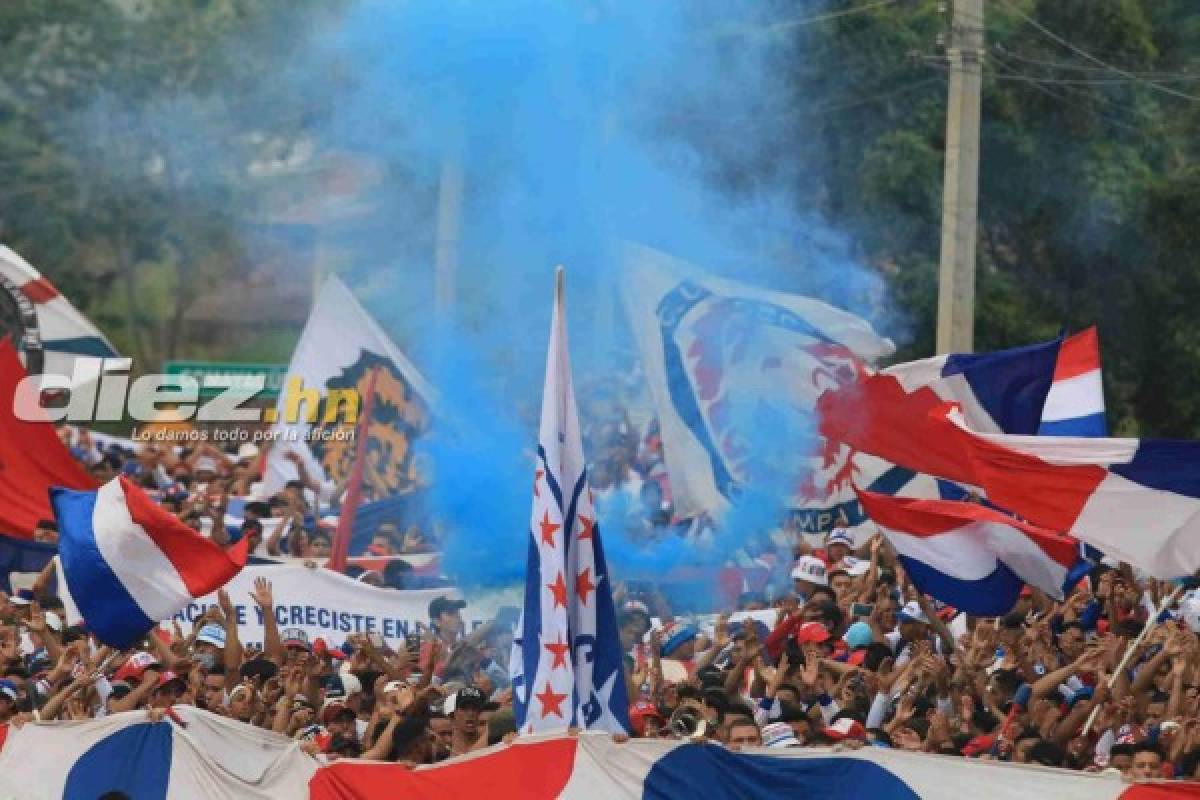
(107, 652, 166, 713)
(823, 528, 857, 569)
(790, 555, 828, 603)
(628, 699, 665, 738)
(884, 598, 955, 666)
(420, 596, 467, 679)
(444, 686, 488, 755)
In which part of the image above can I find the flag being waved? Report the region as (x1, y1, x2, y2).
(512, 268, 629, 735)
(0, 339, 96, 538)
(931, 407, 1200, 579)
(622, 244, 894, 532)
(51, 477, 249, 648)
(856, 489, 1087, 616)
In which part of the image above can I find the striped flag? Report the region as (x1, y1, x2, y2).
(1038, 327, 1106, 437)
(511, 269, 629, 734)
(51, 477, 248, 648)
(856, 488, 1086, 615)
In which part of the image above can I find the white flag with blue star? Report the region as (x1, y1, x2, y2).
(511, 268, 630, 735)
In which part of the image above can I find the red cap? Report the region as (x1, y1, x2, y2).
(796, 622, 831, 644)
(628, 700, 664, 737)
(114, 652, 161, 684)
(823, 718, 867, 741)
(847, 649, 868, 667)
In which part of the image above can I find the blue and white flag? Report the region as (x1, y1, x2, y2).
(622, 244, 895, 533)
(512, 269, 629, 735)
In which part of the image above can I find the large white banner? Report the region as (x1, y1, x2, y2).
(169, 565, 518, 650)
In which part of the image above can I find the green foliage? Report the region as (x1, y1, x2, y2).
(757, 0, 1200, 436)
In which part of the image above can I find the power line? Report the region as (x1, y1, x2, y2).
(921, 53, 1150, 135)
(991, 46, 1200, 80)
(713, 0, 903, 39)
(995, 0, 1200, 103)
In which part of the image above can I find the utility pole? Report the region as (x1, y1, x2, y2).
(936, 0, 983, 354)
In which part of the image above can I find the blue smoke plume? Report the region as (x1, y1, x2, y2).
(293, 1, 896, 603)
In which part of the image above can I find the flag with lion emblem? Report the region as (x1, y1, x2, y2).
(262, 276, 433, 507)
(621, 244, 894, 534)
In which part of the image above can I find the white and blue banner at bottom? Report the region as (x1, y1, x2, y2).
(167, 564, 519, 651)
(313, 732, 1193, 799)
(0, 707, 315, 799)
(2, 712, 1195, 799)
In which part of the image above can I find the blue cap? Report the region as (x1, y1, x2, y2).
(0, 679, 18, 701)
(661, 625, 699, 658)
(843, 621, 873, 650)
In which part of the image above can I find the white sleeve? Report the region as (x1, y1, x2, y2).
(866, 692, 889, 729)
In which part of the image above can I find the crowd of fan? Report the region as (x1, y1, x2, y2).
(0, 422, 1196, 787)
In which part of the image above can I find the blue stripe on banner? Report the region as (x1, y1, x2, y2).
(41, 336, 118, 357)
(1110, 440, 1200, 498)
(51, 487, 155, 648)
(1037, 412, 1108, 437)
(643, 746, 920, 799)
(897, 554, 1024, 616)
(942, 337, 1060, 434)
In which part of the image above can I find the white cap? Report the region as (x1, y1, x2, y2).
(791, 556, 828, 586)
(237, 443, 260, 461)
(898, 601, 929, 624)
(841, 556, 870, 577)
(826, 528, 854, 549)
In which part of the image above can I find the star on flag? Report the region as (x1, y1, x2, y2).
(539, 510, 561, 547)
(546, 571, 568, 609)
(536, 681, 568, 719)
(544, 636, 570, 670)
(575, 567, 596, 604)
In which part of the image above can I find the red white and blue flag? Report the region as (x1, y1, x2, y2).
(1039, 327, 1106, 437)
(51, 476, 249, 649)
(512, 269, 629, 734)
(856, 489, 1087, 615)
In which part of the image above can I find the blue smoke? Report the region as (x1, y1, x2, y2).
(291, 1, 894, 599)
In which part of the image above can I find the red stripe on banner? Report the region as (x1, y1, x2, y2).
(119, 476, 248, 597)
(308, 737, 577, 799)
(1053, 327, 1101, 382)
(1120, 784, 1200, 798)
(18, 277, 59, 304)
(856, 488, 1081, 569)
(928, 408, 1108, 534)
(818, 375, 978, 485)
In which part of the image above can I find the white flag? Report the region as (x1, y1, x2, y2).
(262, 276, 432, 502)
(621, 244, 894, 533)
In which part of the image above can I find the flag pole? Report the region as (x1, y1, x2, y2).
(1081, 585, 1184, 736)
(328, 366, 381, 573)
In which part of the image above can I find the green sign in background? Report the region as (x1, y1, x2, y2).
(163, 361, 289, 398)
